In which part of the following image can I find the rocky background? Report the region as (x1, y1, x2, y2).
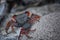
(0, 0, 60, 40)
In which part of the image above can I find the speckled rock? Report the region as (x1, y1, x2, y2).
(0, 3, 60, 40)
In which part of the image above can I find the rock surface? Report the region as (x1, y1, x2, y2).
(0, 3, 60, 40)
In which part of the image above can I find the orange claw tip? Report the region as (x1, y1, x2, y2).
(25, 11, 31, 16)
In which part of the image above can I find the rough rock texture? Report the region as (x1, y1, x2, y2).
(26, 13, 60, 40)
(0, 3, 60, 40)
(20, 4, 60, 40)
